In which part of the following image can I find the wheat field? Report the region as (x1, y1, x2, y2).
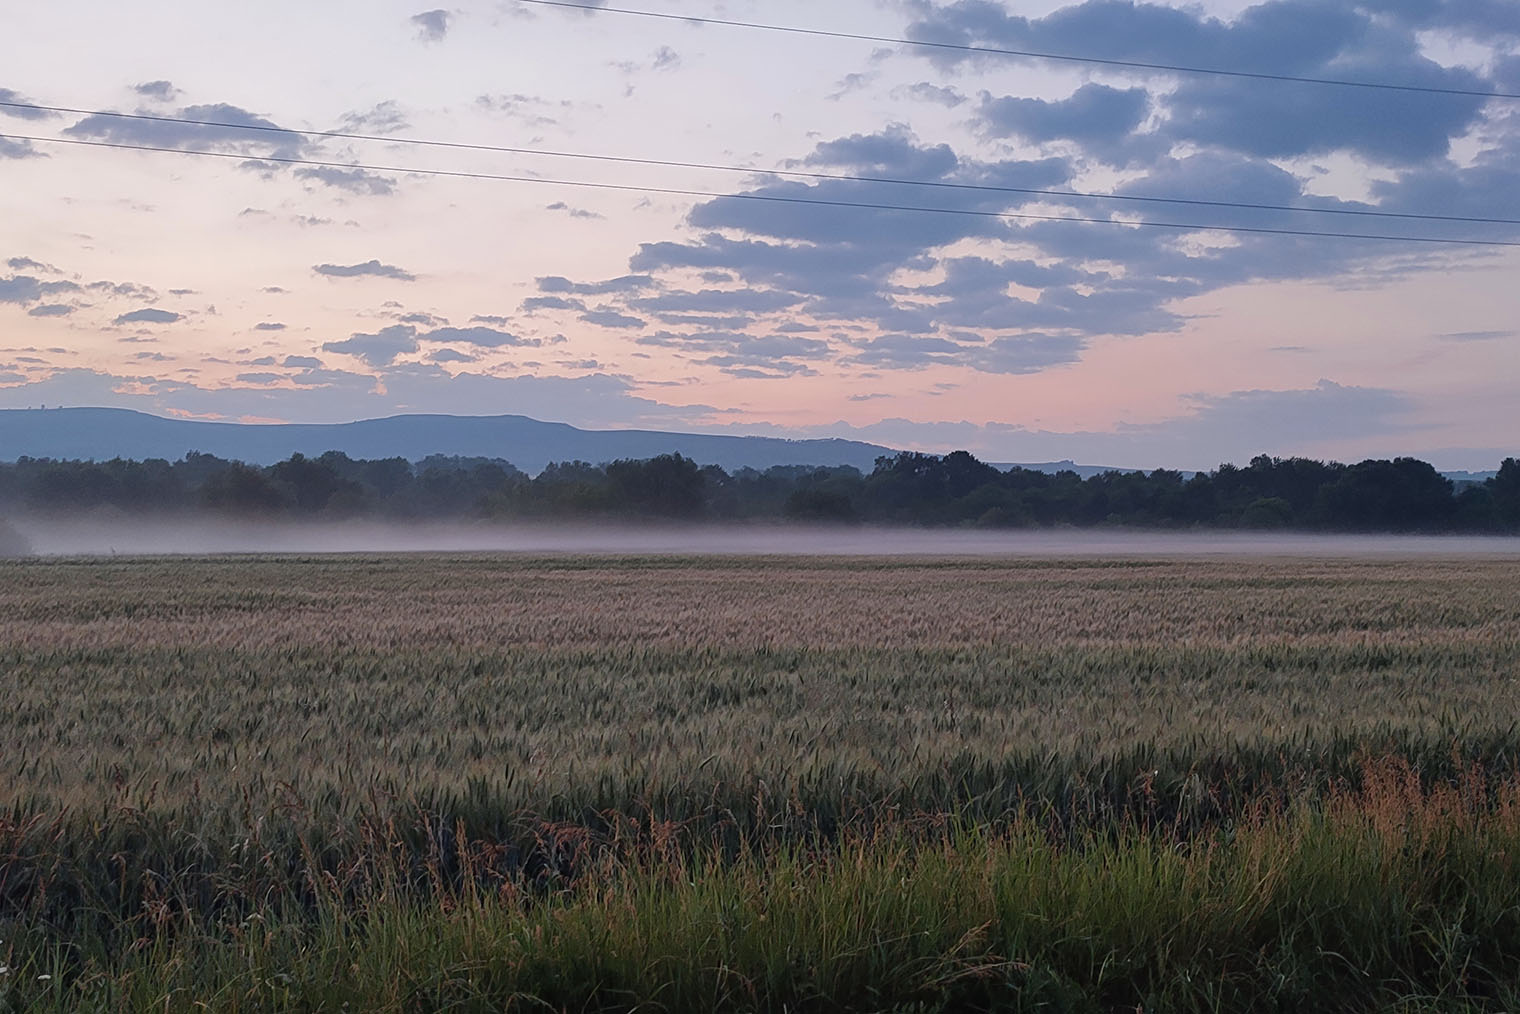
(3, 553, 1520, 1011)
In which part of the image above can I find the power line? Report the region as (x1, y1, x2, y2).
(4, 99, 1519, 228)
(9, 131, 1520, 248)
(512, 0, 1520, 101)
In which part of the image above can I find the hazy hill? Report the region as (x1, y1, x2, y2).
(0, 407, 898, 475)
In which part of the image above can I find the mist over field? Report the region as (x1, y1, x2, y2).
(10, 516, 1520, 558)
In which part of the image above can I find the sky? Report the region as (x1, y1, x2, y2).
(1, 0, 1518, 470)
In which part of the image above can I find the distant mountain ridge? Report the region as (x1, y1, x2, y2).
(1, 408, 1491, 482)
(0, 408, 898, 475)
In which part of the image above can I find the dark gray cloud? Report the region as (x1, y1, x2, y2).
(323, 322, 541, 366)
(323, 324, 419, 367)
(411, 9, 451, 42)
(0, 88, 52, 119)
(395, 311, 447, 327)
(979, 83, 1155, 162)
(474, 93, 574, 128)
(556, 79, 1520, 385)
(86, 280, 156, 300)
(65, 102, 311, 160)
(337, 101, 408, 135)
(293, 167, 397, 196)
(630, 288, 805, 315)
(912, 0, 1498, 165)
(1437, 330, 1513, 342)
(636, 330, 832, 378)
(7, 257, 59, 273)
(254, 322, 287, 331)
(0, 275, 45, 303)
(423, 326, 540, 348)
(580, 309, 647, 329)
(648, 313, 757, 329)
(538, 274, 655, 295)
(313, 260, 416, 281)
(894, 82, 967, 107)
(133, 80, 179, 101)
(0, 137, 42, 160)
(27, 304, 74, 318)
(522, 295, 586, 313)
(0, 275, 80, 304)
(546, 201, 604, 220)
(113, 308, 182, 325)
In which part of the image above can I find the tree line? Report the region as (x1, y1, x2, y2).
(0, 449, 1516, 533)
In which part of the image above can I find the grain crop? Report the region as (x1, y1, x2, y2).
(1, 553, 1518, 1011)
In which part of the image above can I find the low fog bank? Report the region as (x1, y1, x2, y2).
(8, 517, 1520, 559)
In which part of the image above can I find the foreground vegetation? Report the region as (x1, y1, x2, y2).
(1, 446, 1517, 531)
(2, 554, 1519, 1010)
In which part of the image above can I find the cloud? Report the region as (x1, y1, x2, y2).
(0, 137, 43, 159)
(64, 102, 311, 160)
(281, 356, 323, 368)
(112, 308, 182, 325)
(893, 82, 967, 107)
(395, 311, 446, 326)
(337, 101, 408, 135)
(323, 322, 541, 366)
(6, 257, 59, 273)
(1436, 330, 1514, 342)
(538, 274, 655, 295)
(313, 260, 416, 281)
(652, 46, 681, 70)
(474, 92, 574, 127)
(637, 330, 831, 378)
(0, 88, 52, 120)
(254, 322, 287, 331)
(978, 83, 1152, 161)
(422, 326, 539, 348)
(293, 167, 397, 196)
(828, 72, 876, 101)
(133, 80, 179, 101)
(411, 9, 451, 42)
(522, 295, 586, 313)
(0, 275, 45, 303)
(322, 324, 419, 366)
(912, 0, 1497, 165)
(27, 304, 74, 317)
(546, 201, 604, 220)
(579, 309, 646, 329)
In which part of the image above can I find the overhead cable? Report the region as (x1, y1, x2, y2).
(511, 0, 1520, 101)
(8, 132, 1520, 247)
(3, 100, 1517, 227)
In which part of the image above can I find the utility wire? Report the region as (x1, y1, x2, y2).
(512, 0, 1520, 101)
(4, 99, 1519, 228)
(9, 131, 1520, 248)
